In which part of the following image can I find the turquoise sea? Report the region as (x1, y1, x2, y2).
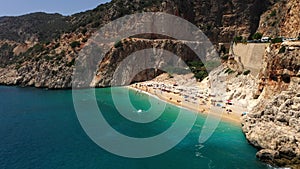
(0, 86, 270, 169)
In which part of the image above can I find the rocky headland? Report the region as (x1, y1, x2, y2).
(241, 43, 300, 168)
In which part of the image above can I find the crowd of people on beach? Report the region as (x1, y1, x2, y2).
(133, 81, 235, 115)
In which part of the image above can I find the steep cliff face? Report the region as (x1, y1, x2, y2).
(257, 0, 300, 38)
(254, 42, 300, 99)
(192, 0, 271, 42)
(239, 1, 300, 167)
(161, 0, 272, 43)
(242, 43, 300, 168)
(0, 0, 272, 88)
(90, 38, 208, 87)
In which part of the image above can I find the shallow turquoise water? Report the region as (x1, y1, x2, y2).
(0, 86, 269, 169)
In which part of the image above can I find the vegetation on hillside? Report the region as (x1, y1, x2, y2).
(0, 43, 16, 67)
(188, 60, 221, 81)
(0, 13, 71, 43)
(252, 32, 263, 40)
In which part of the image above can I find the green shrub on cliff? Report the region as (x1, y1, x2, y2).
(66, 58, 75, 67)
(91, 22, 100, 28)
(81, 28, 88, 35)
(187, 60, 220, 81)
(70, 41, 81, 49)
(233, 36, 243, 43)
(32, 44, 44, 53)
(194, 71, 208, 81)
(243, 70, 251, 75)
(281, 74, 291, 83)
(188, 61, 204, 70)
(0, 43, 16, 67)
(114, 40, 123, 48)
(270, 10, 276, 17)
(225, 68, 235, 74)
(271, 37, 283, 43)
(82, 38, 88, 43)
(252, 32, 263, 40)
(278, 46, 286, 54)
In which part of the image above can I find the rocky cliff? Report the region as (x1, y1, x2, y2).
(160, 0, 272, 43)
(90, 38, 210, 87)
(0, 0, 274, 89)
(242, 43, 300, 168)
(239, 1, 300, 167)
(257, 0, 300, 38)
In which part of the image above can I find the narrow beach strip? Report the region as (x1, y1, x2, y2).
(128, 83, 242, 125)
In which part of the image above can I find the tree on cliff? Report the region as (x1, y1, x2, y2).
(252, 32, 263, 40)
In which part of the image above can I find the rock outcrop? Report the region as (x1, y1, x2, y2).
(161, 0, 272, 43)
(254, 43, 300, 99)
(257, 0, 300, 38)
(242, 43, 300, 168)
(90, 38, 210, 87)
(0, 62, 73, 89)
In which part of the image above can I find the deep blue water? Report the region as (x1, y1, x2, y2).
(0, 86, 269, 169)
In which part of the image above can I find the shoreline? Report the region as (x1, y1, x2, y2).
(128, 83, 243, 126)
(0, 81, 243, 126)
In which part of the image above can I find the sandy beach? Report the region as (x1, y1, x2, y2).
(129, 73, 246, 125)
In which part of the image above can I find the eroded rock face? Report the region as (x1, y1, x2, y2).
(243, 90, 300, 168)
(134, 0, 271, 43)
(242, 44, 300, 168)
(0, 61, 73, 89)
(258, 0, 300, 38)
(17, 62, 73, 89)
(91, 38, 211, 87)
(254, 44, 300, 99)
